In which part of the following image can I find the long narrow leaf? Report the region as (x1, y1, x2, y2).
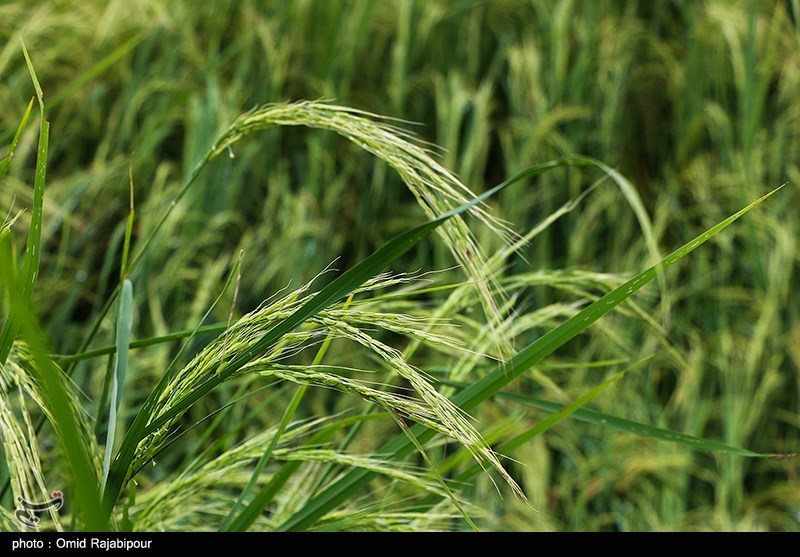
(53, 323, 229, 364)
(0, 97, 34, 181)
(439, 378, 779, 458)
(493, 357, 654, 452)
(94, 160, 136, 437)
(101, 279, 133, 492)
(99, 250, 244, 515)
(276, 184, 784, 531)
(413, 370, 783, 513)
(47, 34, 145, 109)
(0, 41, 48, 366)
(0, 240, 106, 530)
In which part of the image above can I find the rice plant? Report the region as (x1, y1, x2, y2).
(0, 0, 797, 532)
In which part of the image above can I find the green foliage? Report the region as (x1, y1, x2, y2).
(0, 0, 797, 532)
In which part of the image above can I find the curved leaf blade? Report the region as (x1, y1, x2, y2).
(276, 184, 785, 531)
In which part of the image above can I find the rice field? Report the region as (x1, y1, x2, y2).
(0, 0, 798, 532)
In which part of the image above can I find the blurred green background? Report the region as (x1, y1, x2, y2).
(1, 0, 798, 531)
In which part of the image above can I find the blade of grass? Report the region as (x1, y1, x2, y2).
(120, 157, 135, 283)
(276, 184, 785, 531)
(95, 163, 136, 440)
(0, 39, 48, 366)
(53, 323, 229, 364)
(413, 377, 795, 515)
(100, 278, 133, 493)
(499, 357, 654, 449)
(20, 37, 44, 104)
(0, 97, 35, 182)
(452, 185, 785, 414)
(47, 34, 145, 109)
(0, 44, 64, 505)
(576, 156, 671, 323)
(0, 120, 47, 366)
(0, 238, 106, 530)
(0, 43, 106, 530)
(438, 378, 782, 458)
(101, 248, 245, 515)
(415, 358, 655, 508)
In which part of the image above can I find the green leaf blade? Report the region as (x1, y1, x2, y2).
(101, 279, 133, 492)
(276, 184, 784, 531)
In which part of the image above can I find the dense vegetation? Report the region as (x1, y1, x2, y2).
(0, 0, 797, 531)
